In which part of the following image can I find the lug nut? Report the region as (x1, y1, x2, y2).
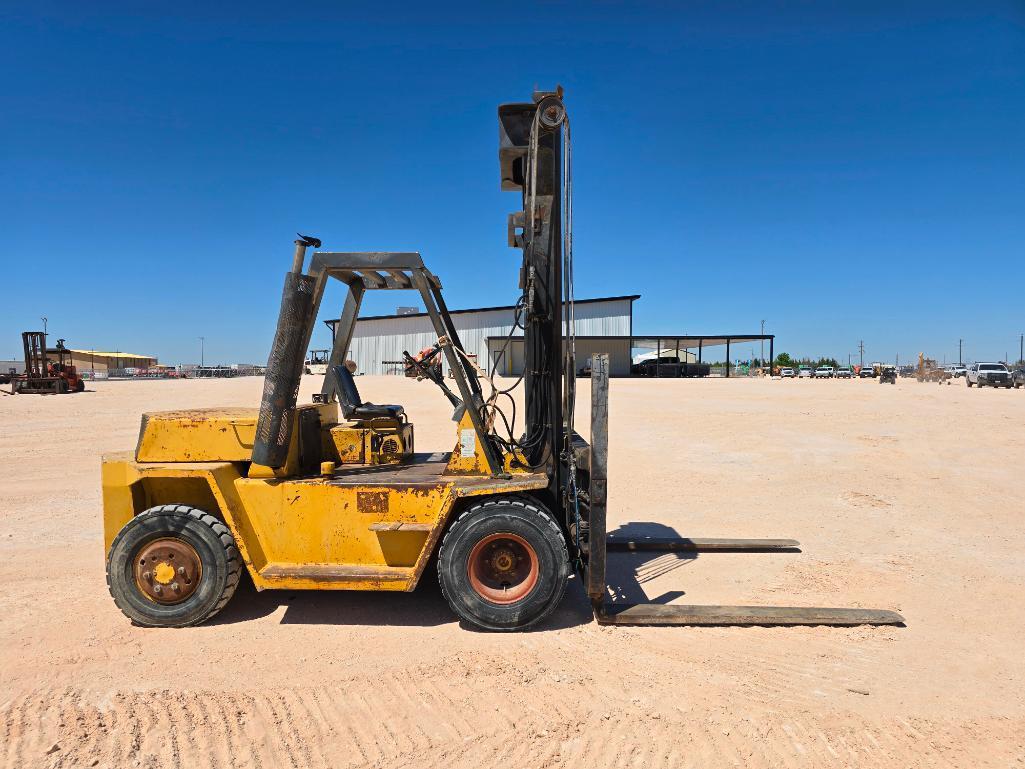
(142, 571, 152, 581)
(177, 567, 186, 576)
(153, 584, 162, 594)
(171, 582, 180, 592)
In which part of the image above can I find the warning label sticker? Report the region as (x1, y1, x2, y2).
(460, 429, 476, 458)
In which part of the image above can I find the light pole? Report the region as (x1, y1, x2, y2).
(40, 316, 47, 338)
(959, 339, 962, 365)
(199, 336, 205, 368)
(760, 320, 765, 369)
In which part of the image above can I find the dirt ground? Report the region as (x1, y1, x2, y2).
(1, 374, 1024, 768)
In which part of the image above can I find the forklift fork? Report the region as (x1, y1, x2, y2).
(583, 354, 904, 628)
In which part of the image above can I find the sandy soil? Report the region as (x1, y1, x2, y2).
(1, 374, 1024, 768)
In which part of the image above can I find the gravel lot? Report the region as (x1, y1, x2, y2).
(2, 374, 1023, 768)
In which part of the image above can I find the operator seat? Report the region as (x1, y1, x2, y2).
(333, 365, 405, 421)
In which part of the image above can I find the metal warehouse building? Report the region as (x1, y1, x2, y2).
(327, 295, 638, 376)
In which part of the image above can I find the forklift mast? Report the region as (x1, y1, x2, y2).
(497, 87, 574, 504)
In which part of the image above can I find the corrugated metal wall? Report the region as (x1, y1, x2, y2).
(347, 298, 633, 375)
(486, 337, 634, 377)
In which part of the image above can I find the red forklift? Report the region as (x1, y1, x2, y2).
(11, 332, 86, 394)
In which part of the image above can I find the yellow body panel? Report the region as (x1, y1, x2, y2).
(136, 403, 339, 467)
(329, 424, 367, 464)
(105, 402, 549, 592)
(445, 412, 489, 474)
(135, 408, 259, 462)
(444, 411, 534, 476)
(103, 446, 549, 593)
(327, 421, 414, 465)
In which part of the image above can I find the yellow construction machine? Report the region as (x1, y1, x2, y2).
(915, 353, 949, 384)
(102, 88, 903, 631)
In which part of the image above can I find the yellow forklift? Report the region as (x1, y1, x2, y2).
(102, 88, 903, 631)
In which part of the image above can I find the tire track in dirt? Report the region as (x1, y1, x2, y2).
(4, 673, 1024, 769)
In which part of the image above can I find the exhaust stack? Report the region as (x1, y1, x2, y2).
(252, 235, 321, 468)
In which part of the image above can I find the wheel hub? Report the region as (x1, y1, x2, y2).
(468, 533, 539, 605)
(134, 538, 202, 604)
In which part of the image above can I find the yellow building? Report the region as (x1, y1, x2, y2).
(52, 349, 158, 373)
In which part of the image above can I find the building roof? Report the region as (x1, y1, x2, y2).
(66, 349, 156, 359)
(485, 334, 775, 349)
(630, 335, 774, 350)
(331, 295, 641, 325)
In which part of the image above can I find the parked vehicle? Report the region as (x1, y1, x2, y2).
(797, 366, 813, 378)
(835, 367, 853, 379)
(631, 356, 710, 378)
(858, 367, 876, 378)
(780, 367, 795, 378)
(304, 349, 329, 375)
(1012, 368, 1025, 389)
(966, 363, 1012, 388)
(946, 365, 967, 378)
(814, 366, 834, 379)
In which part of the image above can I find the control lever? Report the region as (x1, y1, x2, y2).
(402, 348, 464, 418)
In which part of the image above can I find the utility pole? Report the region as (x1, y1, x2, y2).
(199, 336, 205, 368)
(959, 339, 962, 365)
(40, 316, 47, 338)
(858, 340, 864, 369)
(760, 320, 765, 369)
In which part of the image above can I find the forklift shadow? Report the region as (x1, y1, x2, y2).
(209, 572, 453, 628)
(208, 522, 702, 630)
(210, 571, 596, 630)
(603, 522, 698, 605)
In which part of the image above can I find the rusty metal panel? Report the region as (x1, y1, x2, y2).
(357, 491, 389, 514)
(135, 408, 259, 462)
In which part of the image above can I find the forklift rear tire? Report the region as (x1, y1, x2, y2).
(438, 497, 569, 631)
(106, 504, 241, 628)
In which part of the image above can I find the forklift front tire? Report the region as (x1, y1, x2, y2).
(106, 504, 241, 628)
(438, 497, 569, 632)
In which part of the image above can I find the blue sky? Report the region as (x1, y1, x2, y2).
(2, 1, 1023, 366)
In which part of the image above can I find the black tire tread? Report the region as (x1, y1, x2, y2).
(437, 496, 569, 632)
(106, 504, 241, 626)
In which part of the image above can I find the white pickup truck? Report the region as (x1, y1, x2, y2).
(814, 366, 835, 379)
(966, 363, 1012, 388)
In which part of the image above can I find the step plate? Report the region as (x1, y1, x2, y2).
(595, 602, 905, 626)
